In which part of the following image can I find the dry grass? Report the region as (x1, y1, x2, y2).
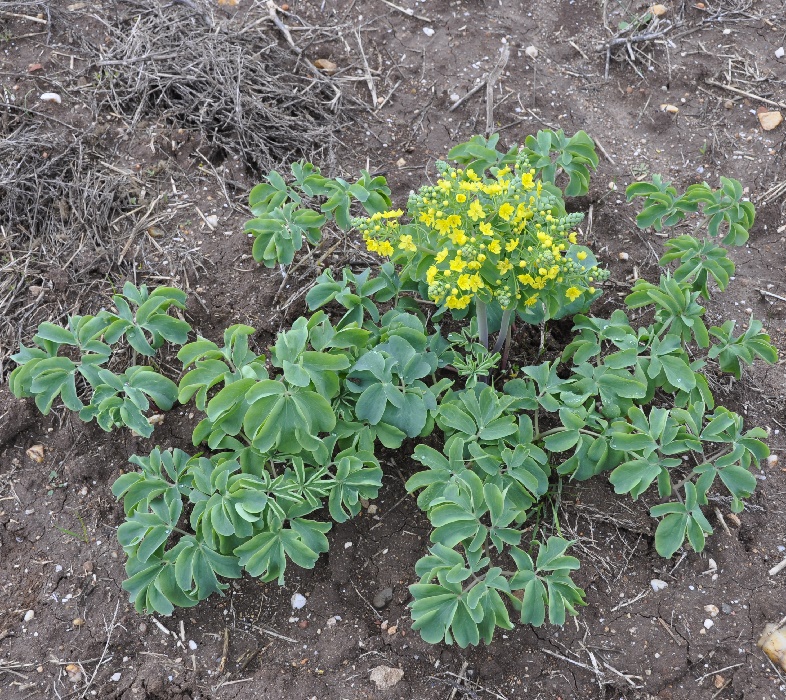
(0, 0, 354, 373)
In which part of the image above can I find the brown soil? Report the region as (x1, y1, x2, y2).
(1, 1, 786, 699)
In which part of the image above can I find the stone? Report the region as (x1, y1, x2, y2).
(26, 444, 44, 463)
(370, 665, 404, 690)
(758, 111, 783, 131)
(313, 59, 337, 75)
(372, 587, 393, 609)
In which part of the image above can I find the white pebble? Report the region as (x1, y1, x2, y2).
(525, 45, 539, 59)
(40, 92, 62, 104)
(775, 47, 784, 59)
(188, 640, 197, 650)
(650, 579, 668, 592)
(422, 27, 435, 37)
(767, 454, 778, 467)
(23, 610, 35, 623)
(291, 593, 307, 610)
(704, 619, 714, 629)
(344, 541, 353, 549)
(110, 672, 122, 682)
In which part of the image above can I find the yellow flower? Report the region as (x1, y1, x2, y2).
(457, 273, 483, 292)
(577, 251, 587, 261)
(435, 248, 449, 263)
(377, 241, 394, 257)
(450, 256, 467, 272)
(498, 202, 514, 220)
(398, 234, 417, 252)
(565, 287, 582, 302)
(366, 239, 379, 253)
(525, 296, 538, 306)
(479, 222, 493, 236)
(497, 259, 513, 274)
(497, 166, 511, 178)
(518, 273, 534, 286)
(445, 214, 462, 229)
(419, 211, 435, 227)
(466, 169, 480, 182)
(456, 193, 467, 203)
(450, 229, 468, 246)
(506, 238, 519, 252)
(426, 266, 438, 284)
(569, 232, 578, 244)
(589, 286, 596, 294)
(383, 209, 403, 219)
(488, 240, 502, 255)
(520, 172, 534, 189)
(435, 218, 453, 234)
(468, 200, 486, 221)
(446, 294, 472, 309)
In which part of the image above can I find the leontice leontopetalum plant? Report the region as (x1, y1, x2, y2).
(11, 131, 778, 647)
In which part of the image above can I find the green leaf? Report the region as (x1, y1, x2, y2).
(654, 512, 688, 558)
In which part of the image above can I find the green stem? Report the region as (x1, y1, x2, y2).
(492, 308, 514, 354)
(535, 426, 599, 441)
(477, 301, 489, 351)
(416, 245, 439, 256)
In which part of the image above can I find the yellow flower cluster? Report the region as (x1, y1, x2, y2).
(353, 158, 604, 313)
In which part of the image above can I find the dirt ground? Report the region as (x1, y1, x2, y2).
(2, 0, 786, 698)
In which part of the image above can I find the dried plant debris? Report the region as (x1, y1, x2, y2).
(83, 0, 349, 174)
(0, 0, 353, 373)
(0, 121, 202, 372)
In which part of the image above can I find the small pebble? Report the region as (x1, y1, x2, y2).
(110, 672, 122, 682)
(776, 47, 785, 59)
(72, 618, 85, 627)
(704, 619, 714, 629)
(618, 252, 629, 261)
(298, 620, 309, 629)
(704, 605, 719, 617)
(39, 92, 61, 104)
(373, 587, 394, 610)
(525, 46, 539, 59)
(83, 561, 94, 574)
(650, 579, 668, 592)
(188, 640, 197, 650)
(291, 593, 307, 610)
(721, 603, 733, 614)
(139, 622, 148, 634)
(422, 27, 435, 37)
(24, 610, 35, 623)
